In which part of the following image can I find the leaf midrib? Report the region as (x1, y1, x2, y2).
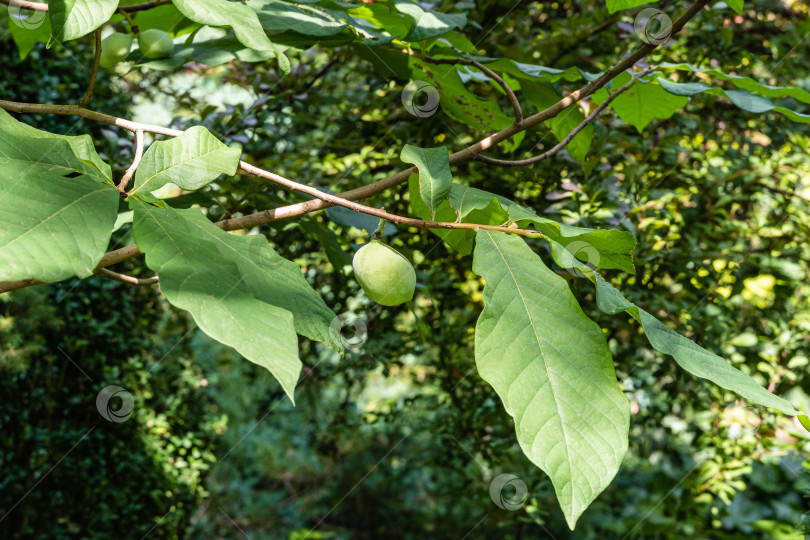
(130, 143, 235, 195)
(482, 230, 574, 488)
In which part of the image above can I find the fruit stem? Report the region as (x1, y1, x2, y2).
(119, 9, 139, 34)
(372, 216, 386, 241)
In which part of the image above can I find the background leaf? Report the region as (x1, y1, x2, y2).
(592, 72, 688, 132)
(172, 0, 290, 73)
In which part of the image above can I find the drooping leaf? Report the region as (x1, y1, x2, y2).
(400, 144, 452, 220)
(657, 77, 810, 124)
(48, 0, 119, 44)
(131, 201, 342, 400)
(658, 63, 810, 104)
(394, 0, 465, 41)
(548, 240, 808, 426)
(591, 72, 688, 132)
(171, 0, 290, 73)
(0, 130, 118, 282)
(507, 204, 636, 273)
(129, 126, 241, 195)
(473, 230, 629, 529)
(522, 81, 593, 163)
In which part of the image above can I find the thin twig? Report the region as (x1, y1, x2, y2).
(94, 267, 159, 286)
(0, 0, 171, 12)
(80, 29, 102, 108)
(118, 129, 144, 193)
(422, 56, 524, 124)
(474, 68, 650, 167)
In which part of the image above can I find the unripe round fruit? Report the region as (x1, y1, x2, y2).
(137, 29, 174, 59)
(99, 32, 133, 68)
(352, 241, 416, 306)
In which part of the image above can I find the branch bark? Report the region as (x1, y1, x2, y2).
(79, 29, 102, 108)
(474, 67, 650, 167)
(118, 129, 145, 193)
(0, 0, 171, 12)
(94, 268, 159, 286)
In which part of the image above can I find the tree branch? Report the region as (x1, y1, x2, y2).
(79, 29, 102, 108)
(474, 67, 650, 167)
(94, 267, 159, 286)
(118, 129, 145, 193)
(0, 0, 171, 12)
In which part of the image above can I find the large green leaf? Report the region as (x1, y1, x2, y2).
(507, 204, 636, 273)
(592, 72, 688, 132)
(49, 0, 119, 43)
(548, 240, 808, 425)
(0, 109, 111, 180)
(132, 201, 342, 400)
(657, 77, 810, 124)
(394, 0, 465, 41)
(0, 131, 118, 282)
(129, 126, 241, 195)
(400, 145, 452, 220)
(522, 81, 593, 163)
(473, 230, 629, 529)
(171, 0, 290, 73)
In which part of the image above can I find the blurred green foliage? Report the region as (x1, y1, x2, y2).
(2, 0, 810, 538)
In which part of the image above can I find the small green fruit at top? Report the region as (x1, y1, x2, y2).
(352, 241, 416, 306)
(138, 29, 174, 59)
(99, 32, 133, 68)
